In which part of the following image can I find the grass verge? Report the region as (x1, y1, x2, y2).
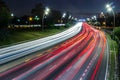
(106, 34, 118, 80)
(0, 27, 68, 47)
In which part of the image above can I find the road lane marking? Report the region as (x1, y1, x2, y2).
(49, 65, 57, 71)
(36, 54, 42, 57)
(25, 59, 31, 62)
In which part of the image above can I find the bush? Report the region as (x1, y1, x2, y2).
(114, 27, 120, 40)
(0, 2, 11, 28)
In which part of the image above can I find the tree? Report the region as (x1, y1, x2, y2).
(43, 9, 62, 29)
(47, 9, 61, 24)
(114, 27, 120, 40)
(115, 13, 120, 27)
(31, 3, 63, 29)
(31, 3, 44, 22)
(0, 0, 11, 28)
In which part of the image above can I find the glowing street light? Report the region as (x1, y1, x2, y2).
(17, 19, 20, 22)
(60, 13, 66, 23)
(62, 13, 66, 18)
(106, 3, 115, 39)
(69, 15, 71, 19)
(86, 18, 90, 21)
(11, 13, 14, 17)
(42, 7, 50, 31)
(91, 16, 94, 20)
(46, 7, 50, 12)
(71, 17, 74, 20)
(108, 7, 112, 11)
(45, 8, 50, 15)
(74, 18, 77, 21)
(106, 4, 110, 8)
(93, 15, 96, 18)
(106, 3, 115, 27)
(45, 7, 50, 15)
(93, 15, 97, 20)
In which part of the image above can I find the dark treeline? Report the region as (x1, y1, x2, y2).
(10, 3, 74, 29)
(0, 0, 74, 29)
(98, 13, 120, 27)
(0, 0, 75, 41)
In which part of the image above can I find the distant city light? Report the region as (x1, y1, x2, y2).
(35, 16, 38, 18)
(36, 18, 40, 20)
(87, 18, 90, 21)
(62, 13, 66, 18)
(71, 17, 74, 19)
(26, 21, 28, 24)
(93, 15, 97, 20)
(79, 19, 86, 22)
(11, 13, 14, 17)
(29, 17, 33, 21)
(94, 15, 96, 18)
(75, 18, 77, 21)
(34, 16, 40, 20)
(69, 15, 71, 19)
(17, 19, 20, 22)
(91, 17, 94, 19)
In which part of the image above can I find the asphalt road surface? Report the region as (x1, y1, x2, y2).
(0, 22, 108, 80)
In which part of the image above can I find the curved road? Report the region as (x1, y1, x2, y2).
(0, 23, 108, 80)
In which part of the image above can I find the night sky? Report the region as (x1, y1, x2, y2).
(3, 0, 120, 18)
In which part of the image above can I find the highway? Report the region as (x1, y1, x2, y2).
(0, 22, 108, 80)
(0, 23, 82, 64)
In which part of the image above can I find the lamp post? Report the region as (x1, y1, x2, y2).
(106, 4, 115, 39)
(106, 4, 118, 80)
(61, 13, 66, 23)
(69, 15, 71, 19)
(10, 13, 14, 26)
(106, 4, 115, 28)
(42, 7, 50, 31)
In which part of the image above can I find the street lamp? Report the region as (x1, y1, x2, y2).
(61, 13, 66, 23)
(17, 19, 20, 22)
(94, 16, 96, 19)
(86, 18, 90, 21)
(106, 4, 110, 8)
(11, 13, 14, 17)
(106, 3, 115, 39)
(74, 18, 77, 21)
(69, 15, 71, 19)
(71, 17, 74, 19)
(106, 4, 115, 27)
(42, 7, 50, 31)
(62, 13, 66, 18)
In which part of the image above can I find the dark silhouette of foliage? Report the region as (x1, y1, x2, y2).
(0, 0, 11, 28)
